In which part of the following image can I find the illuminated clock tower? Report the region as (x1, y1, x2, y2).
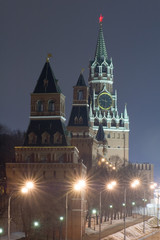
(88, 15, 129, 167)
(68, 15, 129, 169)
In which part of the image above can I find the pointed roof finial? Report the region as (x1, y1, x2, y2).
(124, 103, 128, 119)
(46, 53, 52, 62)
(99, 14, 104, 24)
(95, 15, 107, 61)
(76, 70, 86, 86)
(81, 68, 85, 74)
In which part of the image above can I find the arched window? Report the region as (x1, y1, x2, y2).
(53, 132, 62, 144)
(37, 101, 43, 112)
(41, 132, 50, 144)
(74, 116, 78, 124)
(111, 119, 116, 127)
(119, 119, 124, 127)
(102, 119, 107, 126)
(77, 90, 83, 100)
(48, 100, 55, 112)
(79, 116, 83, 124)
(94, 119, 99, 126)
(28, 132, 37, 145)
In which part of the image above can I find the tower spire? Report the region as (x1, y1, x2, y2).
(124, 103, 128, 119)
(95, 14, 107, 61)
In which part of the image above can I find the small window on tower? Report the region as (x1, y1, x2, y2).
(37, 101, 43, 112)
(41, 132, 50, 144)
(28, 132, 37, 145)
(119, 119, 124, 127)
(53, 132, 62, 144)
(102, 119, 107, 126)
(74, 117, 78, 124)
(79, 116, 83, 124)
(111, 119, 116, 127)
(48, 100, 55, 112)
(78, 90, 83, 100)
(94, 119, 99, 126)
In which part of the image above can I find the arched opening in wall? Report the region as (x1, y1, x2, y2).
(37, 100, 43, 112)
(59, 154, 65, 163)
(102, 119, 107, 126)
(41, 132, 50, 144)
(77, 90, 83, 100)
(79, 116, 83, 124)
(48, 100, 55, 112)
(111, 119, 116, 127)
(53, 132, 62, 144)
(74, 116, 78, 125)
(28, 132, 37, 145)
(102, 64, 107, 74)
(119, 119, 124, 127)
(94, 118, 99, 126)
(95, 65, 99, 73)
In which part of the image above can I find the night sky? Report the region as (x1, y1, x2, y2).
(1, 1, 160, 180)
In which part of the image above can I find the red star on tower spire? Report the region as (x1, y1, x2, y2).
(99, 14, 104, 23)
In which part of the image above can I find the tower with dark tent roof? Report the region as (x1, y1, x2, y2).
(68, 72, 98, 169)
(6, 56, 87, 240)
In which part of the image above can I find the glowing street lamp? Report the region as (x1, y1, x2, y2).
(59, 216, 64, 221)
(132, 201, 135, 206)
(8, 181, 34, 240)
(0, 228, 3, 239)
(73, 179, 86, 191)
(33, 221, 39, 227)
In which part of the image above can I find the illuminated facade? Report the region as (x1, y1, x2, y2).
(68, 16, 129, 169)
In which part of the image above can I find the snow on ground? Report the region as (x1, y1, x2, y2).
(86, 216, 140, 234)
(1, 232, 25, 240)
(102, 218, 158, 240)
(85, 217, 159, 240)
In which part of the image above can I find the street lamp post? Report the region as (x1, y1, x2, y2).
(8, 181, 34, 240)
(99, 191, 102, 240)
(150, 183, 160, 228)
(65, 193, 68, 240)
(131, 202, 136, 217)
(142, 191, 147, 234)
(59, 216, 64, 240)
(157, 192, 160, 228)
(123, 187, 127, 240)
(0, 228, 3, 240)
(99, 181, 117, 240)
(123, 179, 140, 240)
(8, 193, 13, 240)
(109, 205, 113, 224)
(92, 209, 97, 230)
(65, 179, 86, 240)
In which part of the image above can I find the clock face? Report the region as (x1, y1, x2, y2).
(98, 92, 113, 110)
